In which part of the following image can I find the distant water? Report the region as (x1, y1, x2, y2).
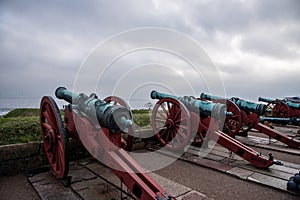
(0, 98, 40, 116)
(0, 97, 149, 116)
(0, 98, 68, 116)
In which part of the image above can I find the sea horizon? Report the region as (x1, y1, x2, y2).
(0, 97, 151, 116)
(0, 97, 64, 116)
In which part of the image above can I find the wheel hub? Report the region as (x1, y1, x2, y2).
(45, 129, 56, 145)
(165, 118, 175, 128)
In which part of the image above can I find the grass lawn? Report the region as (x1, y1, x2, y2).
(0, 108, 153, 145)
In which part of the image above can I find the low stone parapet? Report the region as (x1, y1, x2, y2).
(0, 129, 154, 176)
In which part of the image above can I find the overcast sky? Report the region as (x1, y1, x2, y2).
(0, 0, 299, 108)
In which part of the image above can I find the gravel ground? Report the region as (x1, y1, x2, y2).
(0, 173, 40, 200)
(155, 160, 300, 200)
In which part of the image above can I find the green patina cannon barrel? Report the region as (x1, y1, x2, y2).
(200, 93, 267, 116)
(55, 87, 133, 133)
(259, 116, 300, 126)
(286, 101, 300, 110)
(259, 97, 300, 110)
(151, 90, 232, 118)
(258, 97, 275, 104)
(199, 93, 225, 101)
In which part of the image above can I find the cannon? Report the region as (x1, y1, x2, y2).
(40, 87, 173, 200)
(150, 90, 278, 169)
(200, 93, 300, 148)
(259, 117, 300, 127)
(258, 97, 300, 118)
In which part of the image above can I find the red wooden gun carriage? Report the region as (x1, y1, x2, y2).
(40, 87, 173, 200)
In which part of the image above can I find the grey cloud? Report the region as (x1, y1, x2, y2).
(255, 0, 300, 23)
(177, 0, 300, 60)
(239, 30, 299, 59)
(0, 0, 299, 104)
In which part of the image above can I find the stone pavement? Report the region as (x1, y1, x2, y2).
(237, 126, 300, 155)
(148, 125, 300, 197)
(3, 125, 299, 199)
(27, 157, 209, 200)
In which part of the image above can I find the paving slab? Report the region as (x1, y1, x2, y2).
(248, 172, 288, 191)
(85, 162, 120, 187)
(203, 153, 226, 162)
(186, 147, 226, 161)
(236, 164, 294, 180)
(219, 157, 237, 165)
(226, 167, 254, 179)
(28, 171, 81, 200)
(148, 172, 191, 198)
(68, 163, 97, 184)
(182, 156, 234, 172)
(0, 173, 40, 200)
(71, 177, 125, 200)
(176, 190, 209, 200)
(270, 163, 300, 175)
(281, 161, 300, 170)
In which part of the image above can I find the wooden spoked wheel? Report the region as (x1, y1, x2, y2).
(40, 96, 69, 179)
(152, 98, 191, 151)
(104, 96, 134, 151)
(214, 99, 242, 137)
(271, 100, 291, 118)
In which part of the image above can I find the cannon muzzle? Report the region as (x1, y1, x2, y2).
(55, 87, 133, 133)
(151, 90, 232, 118)
(201, 93, 267, 116)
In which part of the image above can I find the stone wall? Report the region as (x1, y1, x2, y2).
(0, 139, 90, 176)
(0, 129, 155, 176)
(0, 142, 46, 176)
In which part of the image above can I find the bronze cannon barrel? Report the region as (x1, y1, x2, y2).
(258, 97, 300, 110)
(258, 97, 275, 104)
(259, 116, 300, 126)
(55, 87, 133, 133)
(286, 101, 300, 110)
(201, 93, 267, 116)
(151, 90, 232, 118)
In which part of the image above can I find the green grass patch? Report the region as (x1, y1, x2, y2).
(0, 116, 41, 145)
(0, 108, 153, 145)
(131, 109, 150, 114)
(132, 111, 152, 129)
(0, 108, 41, 145)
